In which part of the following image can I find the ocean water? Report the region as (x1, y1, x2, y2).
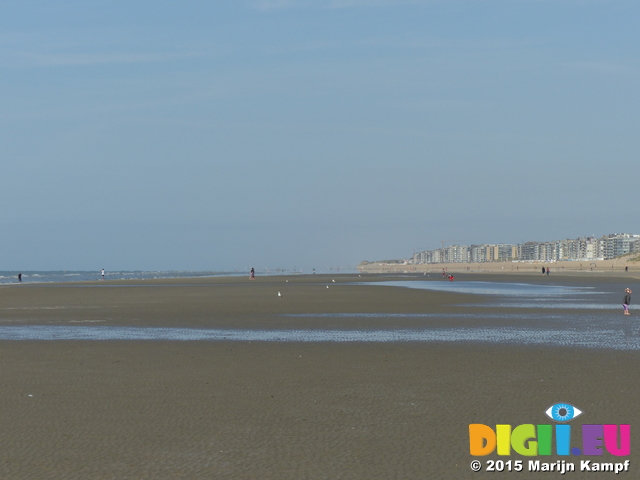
(0, 270, 247, 284)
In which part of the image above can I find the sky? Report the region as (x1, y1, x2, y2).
(1, 0, 639, 271)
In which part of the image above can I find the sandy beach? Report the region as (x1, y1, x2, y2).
(0, 273, 637, 479)
(359, 258, 640, 277)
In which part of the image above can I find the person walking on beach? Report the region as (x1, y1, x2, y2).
(546, 267, 550, 275)
(542, 267, 545, 275)
(18, 273, 22, 282)
(250, 268, 255, 280)
(623, 288, 632, 315)
(101, 268, 105, 280)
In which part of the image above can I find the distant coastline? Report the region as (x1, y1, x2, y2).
(388, 233, 640, 266)
(358, 255, 640, 276)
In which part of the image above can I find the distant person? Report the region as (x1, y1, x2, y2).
(18, 273, 22, 282)
(623, 288, 632, 316)
(250, 268, 255, 280)
(546, 267, 550, 276)
(101, 269, 105, 280)
(626, 266, 629, 272)
(448, 275, 454, 282)
(442, 269, 446, 278)
(542, 267, 545, 275)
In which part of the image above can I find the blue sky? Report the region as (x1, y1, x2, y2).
(1, 0, 638, 271)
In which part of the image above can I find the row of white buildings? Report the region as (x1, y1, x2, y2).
(411, 233, 640, 264)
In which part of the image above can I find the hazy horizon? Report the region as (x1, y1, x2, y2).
(2, 1, 639, 271)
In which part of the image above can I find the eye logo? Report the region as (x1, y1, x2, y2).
(545, 403, 583, 422)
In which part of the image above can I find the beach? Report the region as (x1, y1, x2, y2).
(359, 258, 640, 277)
(0, 273, 637, 479)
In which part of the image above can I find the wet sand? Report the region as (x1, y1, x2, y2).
(0, 274, 638, 479)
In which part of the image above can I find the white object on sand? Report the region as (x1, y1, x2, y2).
(278, 292, 281, 297)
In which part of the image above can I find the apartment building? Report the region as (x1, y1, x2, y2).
(410, 233, 640, 264)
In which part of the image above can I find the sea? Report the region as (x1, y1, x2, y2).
(0, 270, 247, 284)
